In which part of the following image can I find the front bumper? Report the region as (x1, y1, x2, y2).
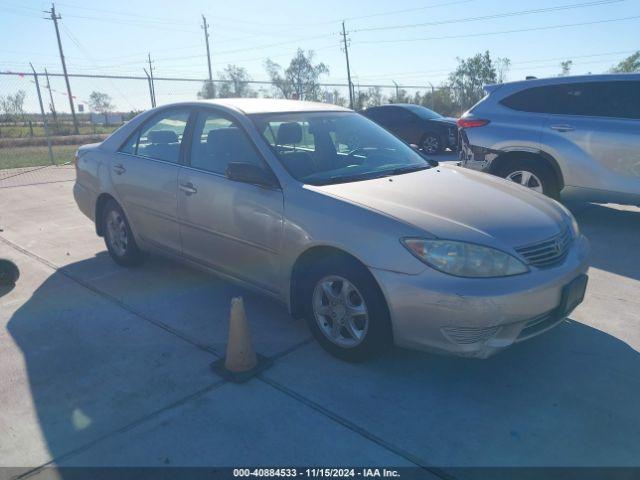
(371, 234, 590, 358)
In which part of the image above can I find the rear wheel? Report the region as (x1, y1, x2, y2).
(302, 255, 392, 362)
(496, 158, 561, 200)
(420, 132, 442, 155)
(102, 200, 145, 267)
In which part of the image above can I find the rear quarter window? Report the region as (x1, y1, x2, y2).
(501, 81, 640, 119)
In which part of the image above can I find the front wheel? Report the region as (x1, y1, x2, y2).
(497, 158, 561, 200)
(303, 256, 392, 362)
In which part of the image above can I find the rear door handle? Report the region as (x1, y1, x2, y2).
(113, 163, 126, 175)
(550, 124, 574, 132)
(179, 182, 198, 195)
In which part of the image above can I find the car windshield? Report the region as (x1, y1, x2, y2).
(403, 104, 443, 120)
(250, 111, 431, 185)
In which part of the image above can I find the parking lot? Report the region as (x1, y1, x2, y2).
(1, 165, 639, 477)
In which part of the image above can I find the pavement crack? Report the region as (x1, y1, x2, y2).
(258, 375, 455, 480)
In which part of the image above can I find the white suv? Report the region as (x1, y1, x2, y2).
(458, 74, 640, 204)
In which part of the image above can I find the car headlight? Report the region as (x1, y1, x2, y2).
(401, 238, 529, 278)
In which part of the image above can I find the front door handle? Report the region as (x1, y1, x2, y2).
(179, 182, 198, 195)
(550, 124, 574, 132)
(113, 163, 126, 175)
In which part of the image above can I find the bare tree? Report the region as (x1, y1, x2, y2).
(265, 49, 329, 101)
(89, 91, 114, 126)
(0, 90, 26, 122)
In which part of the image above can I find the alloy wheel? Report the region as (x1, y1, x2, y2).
(312, 275, 369, 348)
(106, 209, 128, 257)
(506, 170, 544, 193)
(421, 135, 440, 154)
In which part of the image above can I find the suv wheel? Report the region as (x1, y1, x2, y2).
(102, 200, 145, 267)
(302, 256, 392, 362)
(497, 158, 560, 200)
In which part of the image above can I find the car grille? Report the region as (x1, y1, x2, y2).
(441, 325, 500, 345)
(515, 228, 572, 268)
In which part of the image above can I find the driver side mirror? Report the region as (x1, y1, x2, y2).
(226, 162, 279, 188)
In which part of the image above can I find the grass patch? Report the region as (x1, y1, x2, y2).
(0, 144, 79, 169)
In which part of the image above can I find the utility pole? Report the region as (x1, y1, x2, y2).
(45, 3, 79, 134)
(393, 81, 400, 102)
(143, 68, 155, 109)
(44, 68, 58, 125)
(340, 21, 354, 110)
(30, 63, 54, 165)
(427, 81, 435, 110)
(147, 53, 156, 107)
(201, 14, 215, 98)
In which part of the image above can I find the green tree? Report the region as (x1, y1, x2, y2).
(89, 91, 114, 125)
(388, 85, 410, 104)
(197, 81, 216, 99)
(448, 51, 509, 112)
(611, 51, 640, 72)
(265, 49, 329, 101)
(560, 60, 573, 76)
(417, 86, 458, 117)
(217, 65, 255, 98)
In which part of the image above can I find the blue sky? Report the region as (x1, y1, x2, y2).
(1, 0, 638, 111)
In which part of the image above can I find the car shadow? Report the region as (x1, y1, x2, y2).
(568, 202, 640, 281)
(322, 317, 640, 467)
(8, 253, 640, 469)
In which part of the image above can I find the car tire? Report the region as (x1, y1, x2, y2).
(102, 199, 145, 267)
(302, 255, 392, 362)
(420, 132, 442, 155)
(496, 158, 561, 200)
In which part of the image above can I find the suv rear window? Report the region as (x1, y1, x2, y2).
(501, 81, 640, 119)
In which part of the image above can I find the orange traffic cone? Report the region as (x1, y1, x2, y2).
(224, 297, 258, 373)
(211, 296, 272, 382)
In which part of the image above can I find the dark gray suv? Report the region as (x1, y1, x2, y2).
(458, 74, 640, 203)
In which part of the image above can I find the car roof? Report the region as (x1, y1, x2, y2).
(192, 98, 352, 114)
(365, 103, 412, 110)
(485, 72, 640, 93)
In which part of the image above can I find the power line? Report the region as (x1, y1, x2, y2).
(356, 14, 640, 44)
(59, 19, 138, 110)
(352, 0, 627, 32)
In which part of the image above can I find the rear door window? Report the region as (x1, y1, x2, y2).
(189, 110, 265, 175)
(134, 110, 190, 163)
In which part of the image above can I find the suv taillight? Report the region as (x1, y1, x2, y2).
(457, 118, 490, 129)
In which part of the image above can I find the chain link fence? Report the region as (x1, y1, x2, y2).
(0, 70, 441, 172)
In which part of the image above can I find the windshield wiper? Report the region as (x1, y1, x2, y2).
(313, 173, 381, 185)
(385, 164, 431, 176)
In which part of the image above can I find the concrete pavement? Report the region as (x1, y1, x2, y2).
(0, 167, 639, 476)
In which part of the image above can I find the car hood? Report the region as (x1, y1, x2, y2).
(308, 165, 569, 249)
